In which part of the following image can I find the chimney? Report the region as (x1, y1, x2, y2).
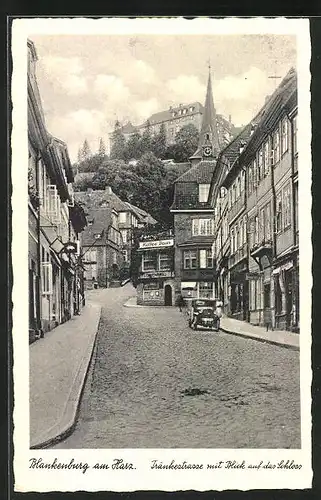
(228, 114, 231, 124)
(87, 188, 93, 194)
(105, 185, 113, 194)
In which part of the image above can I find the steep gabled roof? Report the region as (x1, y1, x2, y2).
(75, 189, 129, 213)
(175, 160, 217, 184)
(125, 202, 158, 225)
(81, 208, 112, 246)
(139, 102, 203, 127)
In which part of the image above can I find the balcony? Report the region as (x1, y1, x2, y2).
(229, 244, 247, 268)
(250, 238, 272, 259)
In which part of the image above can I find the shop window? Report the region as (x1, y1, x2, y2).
(184, 250, 197, 269)
(199, 282, 214, 299)
(258, 149, 264, 181)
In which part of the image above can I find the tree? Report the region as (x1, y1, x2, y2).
(98, 137, 106, 157)
(171, 124, 200, 162)
(80, 139, 92, 161)
(152, 122, 167, 159)
(91, 159, 127, 190)
(140, 120, 152, 155)
(110, 127, 127, 160)
(124, 131, 142, 161)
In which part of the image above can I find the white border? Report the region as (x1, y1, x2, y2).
(12, 17, 312, 492)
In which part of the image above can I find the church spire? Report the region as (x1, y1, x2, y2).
(190, 65, 220, 163)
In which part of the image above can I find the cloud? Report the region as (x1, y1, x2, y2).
(166, 75, 206, 104)
(94, 74, 131, 102)
(47, 108, 106, 161)
(132, 98, 160, 122)
(213, 67, 273, 125)
(40, 56, 88, 96)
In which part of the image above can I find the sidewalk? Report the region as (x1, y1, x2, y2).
(124, 296, 299, 350)
(29, 299, 101, 449)
(220, 316, 299, 351)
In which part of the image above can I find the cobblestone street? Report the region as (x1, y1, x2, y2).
(54, 286, 300, 449)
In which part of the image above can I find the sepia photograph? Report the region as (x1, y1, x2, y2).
(12, 17, 312, 492)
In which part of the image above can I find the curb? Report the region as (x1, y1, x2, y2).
(30, 304, 102, 449)
(124, 298, 299, 351)
(220, 326, 299, 351)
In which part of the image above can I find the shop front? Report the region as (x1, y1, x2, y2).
(137, 237, 175, 306)
(273, 256, 298, 331)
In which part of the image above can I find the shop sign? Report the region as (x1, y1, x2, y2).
(140, 271, 173, 279)
(139, 238, 174, 249)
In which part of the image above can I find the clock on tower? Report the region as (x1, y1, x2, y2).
(202, 145, 213, 158)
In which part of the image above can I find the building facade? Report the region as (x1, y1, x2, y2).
(28, 39, 87, 343)
(136, 235, 175, 306)
(209, 67, 299, 332)
(171, 70, 224, 306)
(109, 100, 235, 150)
(75, 186, 157, 286)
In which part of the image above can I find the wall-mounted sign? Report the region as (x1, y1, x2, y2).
(140, 271, 173, 279)
(139, 238, 174, 249)
(62, 241, 78, 254)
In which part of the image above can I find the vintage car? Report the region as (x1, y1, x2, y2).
(188, 299, 220, 331)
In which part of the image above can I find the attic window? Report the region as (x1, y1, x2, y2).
(199, 184, 210, 203)
(88, 219, 94, 226)
(94, 233, 101, 239)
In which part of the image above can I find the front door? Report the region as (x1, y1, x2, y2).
(164, 285, 172, 306)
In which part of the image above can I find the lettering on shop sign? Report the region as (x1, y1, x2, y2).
(139, 239, 174, 249)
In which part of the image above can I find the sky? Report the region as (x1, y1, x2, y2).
(30, 34, 296, 162)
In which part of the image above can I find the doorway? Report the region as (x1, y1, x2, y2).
(164, 285, 172, 306)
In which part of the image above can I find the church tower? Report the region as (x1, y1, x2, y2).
(190, 65, 221, 165)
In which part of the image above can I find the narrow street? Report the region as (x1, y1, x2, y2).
(54, 285, 300, 449)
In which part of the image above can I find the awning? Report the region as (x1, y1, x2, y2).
(181, 281, 197, 289)
(272, 261, 293, 275)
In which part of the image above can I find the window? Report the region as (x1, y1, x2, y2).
(199, 249, 213, 269)
(121, 229, 127, 244)
(236, 177, 241, 198)
(276, 192, 283, 233)
(230, 228, 235, 254)
(258, 149, 264, 181)
(122, 249, 128, 262)
(119, 212, 127, 224)
(243, 218, 247, 245)
(264, 141, 270, 176)
(294, 182, 298, 234)
(46, 185, 61, 224)
(249, 217, 255, 249)
(248, 164, 253, 195)
(199, 183, 210, 203)
(265, 203, 271, 240)
(273, 127, 280, 163)
(255, 216, 259, 244)
(292, 115, 298, 155)
(252, 159, 257, 189)
(113, 251, 117, 265)
(199, 282, 214, 299)
(142, 251, 157, 271)
(94, 233, 101, 239)
(41, 260, 52, 295)
(159, 251, 171, 271)
(192, 218, 214, 236)
(240, 170, 245, 192)
(281, 118, 288, 154)
(283, 184, 292, 228)
(184, 250, 197, 269)
(259, 207, 265, 242)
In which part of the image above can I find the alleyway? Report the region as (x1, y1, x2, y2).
(54, 285, 300, 449)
